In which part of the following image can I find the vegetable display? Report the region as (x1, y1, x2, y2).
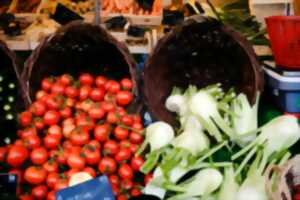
(0, 72, 147, 200)
(140, 84, 300, 200)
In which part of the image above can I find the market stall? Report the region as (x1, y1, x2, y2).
(0, 1, 299, 200)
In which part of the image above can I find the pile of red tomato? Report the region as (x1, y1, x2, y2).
(0, 73, 150, 200)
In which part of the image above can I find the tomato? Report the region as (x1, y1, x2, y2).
(109, 175, 119, 185)
(132, 123, 143, 131)
(54, 178, 68, 191)
(94, 124, 111, 142)
(98, 157, 117, 174)
(20, 127, 37, 139)
(44, 110, 60, 126)
(118, 164, 133, 180)
(23, 135, 41, 149)
(120, 78, 133, 91)
(129, 132, 143, 144)
(24, 166, 47, 185)
(19, 111, 32, 127)
(63, 123, 76, 138)
(103, 140, 119, 156)
(108, 81, 121, 93)
(131, 188, 142, 197)
(120, 140, 131, 149)
(106, 111, 119, 124)
(41, 78, 53, 91)
(19, 194, 34, 200)
(57, 149, 70, 165)
(117, 194, 128, 200)
(116, 91, 133, 106)
(65, 86, 79, 98)
(101, 101, 115, 112)
(36, 90, 48, 102)
(9, 169, 23, 183)
(130, 156, 144, 171)
(76, 116, 95, 131)
(0, 147, 7, 162)
(43, 160, 58, 173)
(48, 125, 62, 140)
(89, 107, 105, 120)
(47, 172, 59, 189)
(129, 143, 139, 154)
(63, 118, 75, 125)
(111, 184, 120, 195)
(34, 118, 45, 130)
(83, 167, 97, 178)
(83, 147, 101, 166)
(59, 74, 72, 86)
(45, 96, 61, 110)
(31, 147, 48, 165)
(32, 185, 48, 199)
(121, 179, 133, 190)
(121, 115, 134, 126)
(7, 145, 29, 167)
(79, 73, 94, 85)
(44, 134, 60, 149)
(47, 190, 56, 200)
(95, 76, 107, 88)
(62, 140, 73, 150)
(114, 126, 129, 140)
(70, 146, 82, 154)
(51, 83, 65, 95)
(79, 85, 92, 101)
(67, 153, 85, 170)
(144, 173, 153, 185)
(70, 129, 90, 146)
(60, 107, 72, 119)
(66, 168, 79, 179)
(90, 88, 105, 101)
(115, 148, 131, 163)
(88, 140, 101, 150)
(30, 101, 46, 116)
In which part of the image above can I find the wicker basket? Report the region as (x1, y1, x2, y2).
(143, 15, 264, 125)
(22, 21, 140, 111)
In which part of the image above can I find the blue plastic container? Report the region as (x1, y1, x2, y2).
(264, 67, 300, 113)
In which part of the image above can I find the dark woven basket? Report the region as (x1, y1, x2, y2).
(22, 21, 140, 111)
(143, 16, 264, 125)
(0, 39, 26, 144)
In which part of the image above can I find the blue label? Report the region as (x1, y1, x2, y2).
(56, 176, 115, 200)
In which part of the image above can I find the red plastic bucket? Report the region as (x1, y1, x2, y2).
(266, 16, 300, 69)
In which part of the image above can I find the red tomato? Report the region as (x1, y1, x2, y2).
(83, 147, 101, 166)
(9, 169, 23, 183)
(79, 73, 94, 85)
(70, 129, 90, 146)
(63, 118, 75, 125)
(59, 74, 72, 86)
(101, 101, 115, 112)
(19, 194, 34, 200)
(66, 168, 80, 179)
(120, 140, 131, 149)
(7, 145, 29, 167)
(131, 188, 142, 197)
(98, 157, 117, 174)
(41, 78, 53, 91)
(103, 140, 119, 156)
(30, 101, 46, 116)
(94, 124, 111, 142)
(44, 110, 60, 126)
(36, 90, 47, 101)
(31, 147, 48, 165)
(121, 115, 134, 126)
(23, 135, 41, 149)
(76, 116, 95, 131)
(114, 126, 129, 140)
(43, 160, 58, 173)
(109, 175, 119, 185)
(51, 83, 65, 95)
(65, 86, 79, 98)
(121, 179, 133, 190)
(19, 111, 32, 127)
(129, 143, 139, 154)
(45, 96, 61, 110)
(62, 140, 73, 150)
(54, 178, 68, 191)
(0, 147, 7, 162)
(24, 166, 47, 185)
(47, 172, 59, 189)
(116, 91, 133, 106)
(60, 107, 72, 118)
(118, 164, 133, 180)
(120, 78, 133, 91)
(132, 123, 143, 131)
(79, 85, 92, 101)
(88, 140, 101, 150)
(129, 132, 143, 144)
(48, 125, 62, 140)
(117, 194, 128, 200)
(70, 146, 82, 154)
(44, 134, 60, 149)
(67, 153, 85, 170)
(108, 81, 121, 93)
(32, 185, 48, 199)
(63, 123, 75, 139)
(83, 167, 97, 178)
(115, 148, 131, 163)
(130, 156, 144, 171)
(47, 190, 56, 200)
(111, 184, 120, 195)
(90, 88, 105, 101)
(34, 118, 45, 130)
(20, 127, 37, 139)
(57, 149, 70, 165)
(106, 111, 119, 124)
(95, 76, 107, 88)
(144, 173, 153, 185)
(89, 107, 105, 119)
